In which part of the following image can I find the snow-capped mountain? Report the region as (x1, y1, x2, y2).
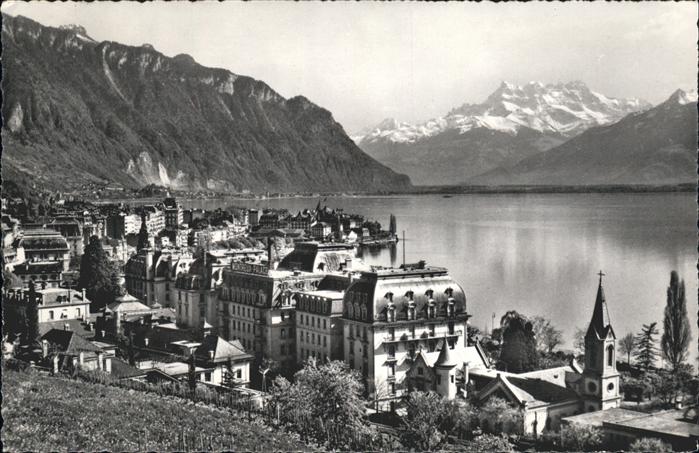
(353, 81, 651, 185)
(468, 89, 698, 186)
(356, 81, 649, 144)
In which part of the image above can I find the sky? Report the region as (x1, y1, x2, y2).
(2, 2, 697, 133)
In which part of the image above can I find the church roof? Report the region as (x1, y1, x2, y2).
(586, 275, 615, 340)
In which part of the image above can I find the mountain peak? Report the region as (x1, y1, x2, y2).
(668, 88, 698, 105)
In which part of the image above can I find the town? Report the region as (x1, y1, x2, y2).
(2, 194, 696, 451)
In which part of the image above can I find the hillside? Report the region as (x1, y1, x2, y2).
(1, 14, 411, 194)
(468, 89, 698, 186)
(1, 369, 312, 451)
(354, 81, 649, 185)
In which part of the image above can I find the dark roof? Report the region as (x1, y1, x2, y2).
(506, 376, 580, 404)
(110, 358, 147, 379)
(39, 320, 94, 339)
(41, 329, 101, 355)
(586, 279, 615, 340)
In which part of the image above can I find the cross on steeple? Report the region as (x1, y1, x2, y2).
(598, 270, 605, 284)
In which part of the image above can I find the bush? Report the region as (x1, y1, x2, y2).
(465, 433, 515, 452)
(629, 437, 672, 452)
(560, 423, 603, 451)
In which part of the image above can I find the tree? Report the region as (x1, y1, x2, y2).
(661, 271, 691, 370)
(619, 333, 636, 365)
(573, 327, 586, 358)
(629, 437, 672, 452)
(399, 391, 474, 450)
(24, 281, 39, 348)
(531, 316, 563, 354)
(187, 352, 197, 395)
(270, 360, 372, 449)
(2, 268, 22, 289)
(560, 424, 603, 451)
(498, 311, 538, 373)
(635, 322, 659, 371)
(78, 236, 121, 311)
(477, 397, 523, 435)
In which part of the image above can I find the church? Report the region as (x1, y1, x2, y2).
(416, 272, 621, 436)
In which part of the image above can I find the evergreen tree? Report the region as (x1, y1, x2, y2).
(78, 235, 120, 311)
(137, 212, 149, 251)
(188, 353, 197, 395)
(389, 214, 397, 235)
(498, 311, 539, 372)
(635, 322, 659, 371)
(661, 271, 691, 370)
(24, 280, 39, 348)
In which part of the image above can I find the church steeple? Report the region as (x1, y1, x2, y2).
(137, 211, 150, 251)
(581, 270, 621, 412)
(586, 271, 613, 340)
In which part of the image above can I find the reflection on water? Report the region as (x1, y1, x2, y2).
(185, 193, 697, 362)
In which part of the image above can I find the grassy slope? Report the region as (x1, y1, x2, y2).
(1, 369, 312, 451)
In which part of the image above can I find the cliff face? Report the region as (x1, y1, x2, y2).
(1, 14, 411, 193)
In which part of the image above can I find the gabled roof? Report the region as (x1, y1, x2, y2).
(477, 373, 579, 408)
(194, 335, 252, 363)
(41, 329, 101, 355)
(110, 358, 147, 379)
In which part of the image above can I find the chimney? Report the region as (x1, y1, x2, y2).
(81, 288, 86, 301)
(104, 357, 112, 374)
(97, 352, 104, 371)
(64, 323, 70, 331)
(209, 350, 215, 360)
(345, 258, 352, 271)
(144, 337, 149, 347)
(41, 339, 48, 358)
(52, 355, 59, 375)
(100, 330, 106, 339)
(78, 352, 84, 365)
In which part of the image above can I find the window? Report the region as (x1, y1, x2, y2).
(388, 345, 395, 358)
(49, 310, 54, 320)
(417, 367, 423, 376)
(607, 382, 615, 392)
(388, 327, 395, 340)
(389, 383, 396, 395)
(607, 345, 614, 367)
(281, 328, 286, 339)
(75, 308, 81, 317)
(323, 336, 327, 347)
(588, 381, 597, 393)
(323, 319, 327, 330)
(437, 375, 442, 385)
(281, 344, 287, 355)
(450, 375, 454, 383)
(204, 372, 211, 382)
(311, 317, 315, 328)
(448, 322, 454, 335)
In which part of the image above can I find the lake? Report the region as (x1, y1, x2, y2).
(183, 193, 697, 364)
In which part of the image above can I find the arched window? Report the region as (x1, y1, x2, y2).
(607, 344, 614, 367)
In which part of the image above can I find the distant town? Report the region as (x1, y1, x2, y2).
(3, 193, 696, 451)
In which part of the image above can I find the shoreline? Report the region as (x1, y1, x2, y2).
(90, 183, 695, 205)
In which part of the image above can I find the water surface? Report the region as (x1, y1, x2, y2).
(185, 193, 697, 363)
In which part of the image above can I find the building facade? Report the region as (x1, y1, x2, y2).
(341, 265, 471, 408)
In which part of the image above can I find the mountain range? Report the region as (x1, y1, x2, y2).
(353, 81, 678, 186)
(1, 14, 411, 195)
(468, 88, 697, 186)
